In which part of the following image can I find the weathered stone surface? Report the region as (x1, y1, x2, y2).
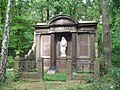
(47, 69, 57, 74)
(66, 60, 72, 80)
(73, 73, 93, 80)
(16, 15, 98, 80)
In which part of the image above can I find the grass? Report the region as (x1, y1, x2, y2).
(1, 80, 86, 90)
(1, 69, 117, 90)
(43, 72, 66, 81)
(0, 70, 87, 90)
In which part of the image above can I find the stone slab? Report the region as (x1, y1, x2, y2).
(47, 69, 57, 74)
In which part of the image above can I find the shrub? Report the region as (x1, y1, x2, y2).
(111, 52, 120, 67)
(7, 56, 14, 68)
(6, 69, 15, 81)
(109, 67, 120, 89)
(6, 69, 19, 81)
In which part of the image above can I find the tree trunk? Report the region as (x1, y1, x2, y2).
(0, 0, 12, 81)
(46, 0, 49, 21)
(102, 0, 111, 68)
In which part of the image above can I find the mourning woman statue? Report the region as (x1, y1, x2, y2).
(60, 37, 67, 57)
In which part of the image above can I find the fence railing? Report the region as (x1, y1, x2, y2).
(19, 58, 36, 72)
(72, 60, 92, 73)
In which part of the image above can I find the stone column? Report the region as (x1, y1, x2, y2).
(90, 34, 95, 72)
(36, 33, 41, 62)
(72, 32, 77, 63)
(94, 43, 99, 78)
(50, 33, 56, 68)
(14, 52, 21, 70)
(66, 59, 72, 80)
(14, 52, 21, 79)
(37, 57, 44, 79)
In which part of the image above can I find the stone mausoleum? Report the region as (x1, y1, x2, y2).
(14, 15, 99, 80)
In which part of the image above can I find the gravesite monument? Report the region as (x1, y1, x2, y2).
(14, 15, 99, 80)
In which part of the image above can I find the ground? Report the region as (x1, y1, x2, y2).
(0, 69, 88, 90)
(1, 80, 86, 90)
(1, 69, 117, 90)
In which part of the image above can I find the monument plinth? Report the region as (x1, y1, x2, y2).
(57, 57, 67, 72)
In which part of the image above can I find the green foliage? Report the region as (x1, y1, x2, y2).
(67, 80, 114, 90)
(109, 0, 120, 67)
(66, 85, 85, 90)
(43, 73, 66, 81)
(98, 24, 104, 55)
(0, 0, 103, 58)
(86, 77, 114, 90)
(6, 69, 16, 81)
(8, 0, 34, 56)
(7, 56, 14, 68)
(86, 67, 120, 90)
(109, 67, 120, 89)
(111, 52, 120, 67)
(0, 0, 119, 73)
(86, 76, 94, 83)
(6, 69, 19, 81)
(99, 58, 108, 76)
(0, 29, 3, 47)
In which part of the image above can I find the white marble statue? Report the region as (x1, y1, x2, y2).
(60, 37, 67, 57)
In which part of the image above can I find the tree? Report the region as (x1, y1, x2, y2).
(10, 0, 34, 55)
(102, 0, 111, 68)
(109, 0, 120, 67)
(0, 0, 12, 81)
(0, 0, 8, 47)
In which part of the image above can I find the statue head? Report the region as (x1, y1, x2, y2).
(61, 37, 65, 40)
